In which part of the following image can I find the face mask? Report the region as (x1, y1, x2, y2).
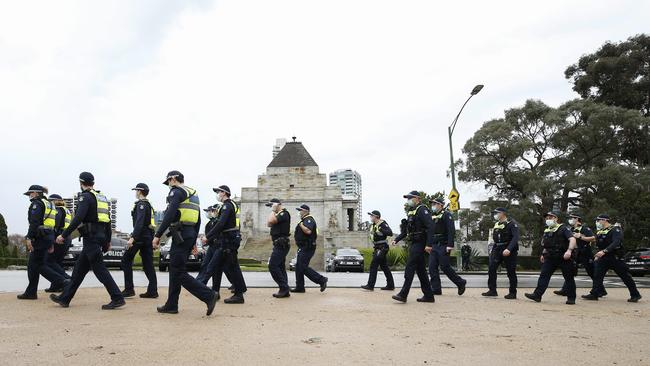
(406, 199, 416, 208)
(596, 222, 604, 230)
(568, 219, 575, 226)
(432, 205, 441, 213)
(545, 219, 556, 227)
(493, 214, 500, 221)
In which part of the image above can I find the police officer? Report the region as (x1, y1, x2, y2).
(121, 183, 158, 299)
(461, 243, 471, 271)
(427, 198, 466, 296)
(554, 214, 605, 297)
(525, 212, 578, 305)
(291, 204, 328, 293)
(17, 185, 68, 300)
(266, 198, 291, 298)
(482, 207, 519, 299)
(50, 173, 125, 309)
(582, 215, 642, 302)
(44, 193, 72, 292)
(204, 185, 248, 304)
(361, 210, 395, 291)
(151, 171, 218, 315)
(391, 191, 435, 303)
(197, 204, 229, 292)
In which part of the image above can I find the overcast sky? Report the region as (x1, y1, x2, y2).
(1, 0, 648, 235)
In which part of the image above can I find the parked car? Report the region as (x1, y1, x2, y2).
(330, 248, 364, 272)
(62, 236, 128, 268)
(289, 256, 297, 271)
(158, 238, 204, 272)
(625, 248, 650, 277)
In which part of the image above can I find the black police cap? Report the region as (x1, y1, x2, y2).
(296, 204, 310, 212)
(367, 210, 381, 218)
(213, 185, 231, 196)
(23, 184, 44, 196)
(163, 171, 183, 185)
(545, 211, 560, 218)
(403, 190, 420, 199)
(569, 213, 582, 220)
(431, 197, 445, 206)
(131, 183, 150, 194)
(79, 172, 95, 184)
(265, 198, 282, 207)
(492, 207, 507, 214)
(596, 214, 610, 221)
(48, 194, 63, 200)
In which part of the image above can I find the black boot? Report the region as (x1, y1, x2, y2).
(273, 290, 290, 298)
(628, 295, 642, 303)
(101, 299, 126, 310)
(139, 292, 159, 299)
(392, 293, 407, 303)
(481, 290, 498, 297)
(553, 289, 567, 296)
(320, 277, 328, 292)
(49, 294, 69, 307)
(17, 293, 37, 300)
(206, 292, 218, 316)
(504, 293, 517, 300)
(157, 305, 179, 314)
(458, 282, 466, 296)
(121, 289, 136, 298)
(380, 285, 395, 291)
(581, 293, 599, 301)
(524, 293, 541, 302)
(416, 296, 435, 303)
(224, 294, 245, 304)
(290, 288, 305, 293)
(361, 285, 374, 291)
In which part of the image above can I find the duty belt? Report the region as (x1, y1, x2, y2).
(373, 240, 388, 245)
(495, 242, 508, 247)
(273, 236, 290, 246)
(223, 227, 239, 232)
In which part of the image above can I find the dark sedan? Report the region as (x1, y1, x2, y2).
(158, 239, 204, 272)
(62, 237, 128, 268)
(330, 248, 364, 272)
(625, 248, 650, 276)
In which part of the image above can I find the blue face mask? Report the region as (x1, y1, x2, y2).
(432, 205, 441, 213)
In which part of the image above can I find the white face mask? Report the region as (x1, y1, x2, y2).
(568, 219, 575, 226)
(545, 219, 556, 227)
(493, 214, 500, 221)
(595, 221, 604, 230)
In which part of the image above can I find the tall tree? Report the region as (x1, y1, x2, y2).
(565, 34, 650, 116)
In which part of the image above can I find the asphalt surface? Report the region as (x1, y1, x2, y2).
(1, 269, 648, 293)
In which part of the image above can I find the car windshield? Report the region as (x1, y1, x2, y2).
(337, 249, 359, 256)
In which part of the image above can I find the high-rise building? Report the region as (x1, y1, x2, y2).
(329, 169, 362, 230)
(64, 194, 118, 231)
(272, 138, 287, 159)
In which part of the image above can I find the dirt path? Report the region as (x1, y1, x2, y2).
(0, 288, 647, 365)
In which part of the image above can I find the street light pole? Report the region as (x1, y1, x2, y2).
(448, 84, 483, 270)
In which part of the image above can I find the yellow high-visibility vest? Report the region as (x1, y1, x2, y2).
(178, 186, 200, 225)
(40, 198, 57, 229)
(90, 190, 111, 223)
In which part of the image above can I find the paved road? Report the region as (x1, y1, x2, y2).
(1, 269, 648, 293)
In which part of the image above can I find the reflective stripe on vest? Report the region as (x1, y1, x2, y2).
(178, 186, 200, 225)
(407, 204, 423, 218)
(220, 200, 240, 232)
(62, 207, 72, 229)
(40, 199, 57, 229)
(90, 190, 111, 223)
(369, 220, 385, 241)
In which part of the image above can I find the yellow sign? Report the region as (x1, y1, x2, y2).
(449, 201, 460, 211)
(448, 188, 460, 203)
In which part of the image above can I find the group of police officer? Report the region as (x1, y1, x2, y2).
(18, 173, 642, 316)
